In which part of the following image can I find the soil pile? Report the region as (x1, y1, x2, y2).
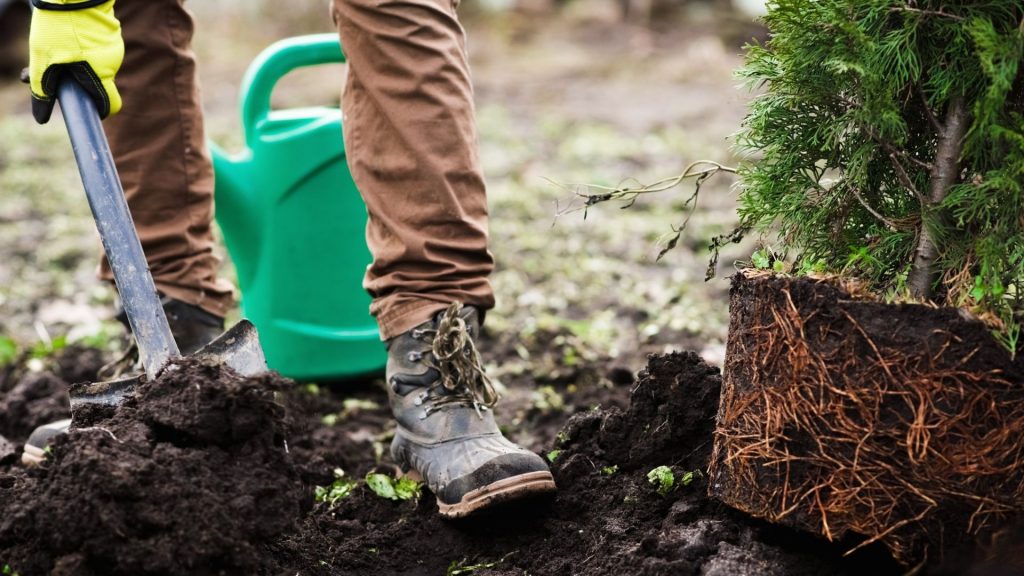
(0, 347, 910, 576)
(265, 351, 899, 576)
(0, 360, 304, 575)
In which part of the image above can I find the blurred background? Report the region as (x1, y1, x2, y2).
(0, 0, 763, 385)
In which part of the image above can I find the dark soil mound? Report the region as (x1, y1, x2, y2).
(264, 351, 900, 576)
(0, 348, 909, 576)
(0, 346, 103, 445)
(0, 361, 303, 576)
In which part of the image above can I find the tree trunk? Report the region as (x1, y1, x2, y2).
(907, 96, 969, 300)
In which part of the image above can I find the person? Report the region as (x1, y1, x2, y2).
(24, 0, 555, 518)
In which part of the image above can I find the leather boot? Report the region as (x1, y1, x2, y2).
(387, 302, 556, 518)
(98, 295, 224, 379)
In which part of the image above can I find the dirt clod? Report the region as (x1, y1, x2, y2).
(0, 433, 14, 464)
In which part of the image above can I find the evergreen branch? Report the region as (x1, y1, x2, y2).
(915, 83, 943, 134)
(863, 124, 933, 172)
(888, 153, 926, 203)
(890, 6, 964, 22)
(851, 187, 898, 231)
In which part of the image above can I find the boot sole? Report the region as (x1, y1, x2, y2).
(21, 444, 45, 467)
(436, 470, 556, 519)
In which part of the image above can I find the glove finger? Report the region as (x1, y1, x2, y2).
(32, 92, 56, 124)
(59, 62, 112, 118)
(101, 77, 121, 117)
(30, 62, 116, 123)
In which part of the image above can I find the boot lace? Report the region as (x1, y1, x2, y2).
(418, 302, 499, 418)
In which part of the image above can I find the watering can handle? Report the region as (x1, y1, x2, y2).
(240, 33, 348, 142)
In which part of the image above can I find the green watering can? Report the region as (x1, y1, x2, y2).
(210, 34, 385, 381)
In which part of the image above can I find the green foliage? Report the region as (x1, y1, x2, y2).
(601, 465, 619, 476)
(2, 564, 19, 576)
(0, 337, 17, 366)
(30, 335, 67, 359)
(531, 385, 566, 413)
(546, 449, 563, 463)
(365, 472, 422, 501)
(647, 465, 676, 495)
(313, 468, 357, 508)
(677, 469, 700, 487)
(737, 0, 1024, 350)
(647, 465, 701, 495)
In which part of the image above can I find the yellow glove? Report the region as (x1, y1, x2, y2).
(29, 0, 124, 124)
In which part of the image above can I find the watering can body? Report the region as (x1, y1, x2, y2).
(211, 34, 385, 381)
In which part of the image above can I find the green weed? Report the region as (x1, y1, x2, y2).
(531, 385, 565, 413)
(647, 466, 702, 496)
(30, 335, 67, 359)
(313, 468, 357, 508)
(0, 337, 16, 366)
(601, 465, 618, 476)
(365, 472, 422, 501)
(546, 450, 563, 463)
(647, 465, 675, 495)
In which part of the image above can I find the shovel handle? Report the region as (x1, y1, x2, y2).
(58, 79, 180, 379)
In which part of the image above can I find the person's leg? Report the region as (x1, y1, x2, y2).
(332, 0, 495, 340)
(101, 0, 234, 320)
(331, 0, 554, 517)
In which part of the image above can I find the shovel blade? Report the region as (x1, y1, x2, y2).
(70, 374, 143, 411)
(191, 319, 267, 377)
(70, 320, 268, 411)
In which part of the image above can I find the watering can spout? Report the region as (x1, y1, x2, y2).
(211, 142, 260, 291)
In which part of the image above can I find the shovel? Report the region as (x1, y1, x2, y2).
(55, 78, 268, 412)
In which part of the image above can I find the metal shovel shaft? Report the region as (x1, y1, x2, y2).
(58, 80, 180, 379)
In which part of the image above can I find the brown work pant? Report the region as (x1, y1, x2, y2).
(104, 0, 494, 339)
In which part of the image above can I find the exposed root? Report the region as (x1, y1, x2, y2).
(710, 273, 1024, 566)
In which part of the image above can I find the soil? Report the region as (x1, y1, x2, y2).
(711, 273, 1024, 569)
(0, 358, 303, 575)
(0, 344, 916, 576)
